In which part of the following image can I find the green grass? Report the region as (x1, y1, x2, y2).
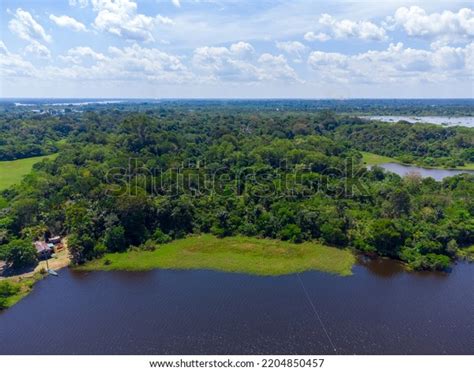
(81, 234, 356, 276)
(457, 245, 474, 261)
(456, 163, 474, 170)
(0, 154, 57, 190)
(0, 273, 45, 310)
(361, 151, 399, 166)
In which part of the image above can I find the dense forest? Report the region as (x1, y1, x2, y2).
(335, 122, 474, 168)
(0, 103, 473, 273)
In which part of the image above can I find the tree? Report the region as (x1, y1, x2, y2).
(321, 221, 347, 246)
(415, 253, 451, 271)
(369, 219, 403, 257)
(104, 226, 126, 252)
(0, 281, 21, 309)
(151, 227, 172, 244)
(388, 189, 411, 217)
(5, 239, 38, 270)
(279, 224, 303, 243)
(68, 233, 95, 265)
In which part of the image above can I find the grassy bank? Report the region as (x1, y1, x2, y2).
(0, 273, 45, 310)
(0, 154, 57, 190)
(457, 245, 474, 261)
(81, 235, 355, 276)
(361, 151, 399, 166)
(456, 163, 474, 170)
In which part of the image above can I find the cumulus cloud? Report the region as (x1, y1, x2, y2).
(108, 44, 186, 77)
(41, 44, 190, 84)
(91, 0, 173, 42)
(304, 32, 331, 42)
(9, 8, 52, 43)
(69, 0, 89, 7)
(25, 40, 51, 59)
(192, 42, 298, 82)
(50, 14, 87, 32)
(305, 13, 387, 42)
(257, 53, 300, 81)
(389, 6, 474, 43)
(308, 42, 473, 84)
(61, 46, 107, 64)
(229, 41, 254, 57)
(275, 41, 307, 58)
(0, 40, 37, 78)
(8, 8, 52, 59)
(171, 0, 181, 8)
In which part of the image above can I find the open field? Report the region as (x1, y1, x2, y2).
(456, 163, 474, 170)
(361, 151, 399, 166)
(0, 154, 57, 190)
(81, 234, 356, 276)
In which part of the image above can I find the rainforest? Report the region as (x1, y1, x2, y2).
(0, 100, 473, 310)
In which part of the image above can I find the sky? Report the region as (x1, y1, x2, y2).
(0, 0, 473, 98)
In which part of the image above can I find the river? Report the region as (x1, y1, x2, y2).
(372, 163, 474, 181)
(0, 259, 473, 355)
(362, 116, 474, 128)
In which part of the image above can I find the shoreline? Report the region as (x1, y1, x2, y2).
(361, 151, 474, 171)
(80, 235, 356, 277)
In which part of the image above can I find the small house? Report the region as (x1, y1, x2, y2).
(34, 241, 52, 260)
(48, 236, 62, 245)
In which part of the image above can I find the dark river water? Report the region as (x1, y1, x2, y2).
(0, 260, 473, 355)
(373, 163, 474, 181)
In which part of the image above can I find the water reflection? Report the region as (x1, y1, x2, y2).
(370, 163, 474, 181)
(357, 256, 406, 278)
(1, 262, 472, 355)
(363, 116, 474, 128)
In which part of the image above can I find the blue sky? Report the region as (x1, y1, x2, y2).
(0, 0, 473, 98)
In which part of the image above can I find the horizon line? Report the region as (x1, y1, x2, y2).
(1, 97, 473, 101)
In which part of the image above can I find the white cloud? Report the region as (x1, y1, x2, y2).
(192, 42, 298, 83)
(69, 0, 89, 7)
(304, 32, 331, 42)
(91, 0, 173, 42)
(50, 14, 87, 32)
(275, 41, 307, 57)
(25, 40, 51, 59)
(39, 44, 190, 84)
(305, 13, 387, 42)
(61, 46, 106, 64)
(108, 44, 185, 72)
(257, 53, 299, 81)
(308, 51, 347, 67)
(308, 42, 473, 84)
(171, 0, 181, 8)
(323, 13, 386, 41)
(9, 8, 52, 43)
(229, 41, 254, 56)
(0, 41, 8, 55)
(391, 6, 474, 43)
(8, 8, 52, 61)
(0, 40, 37, 78)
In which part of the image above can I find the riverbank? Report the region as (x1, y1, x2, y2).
(0, 249, 70, 309)
(81, 234, 355, 276)
(361, 151, 474, 171)
(361, 152, 400, 166)
(0, 272, 46, 310)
